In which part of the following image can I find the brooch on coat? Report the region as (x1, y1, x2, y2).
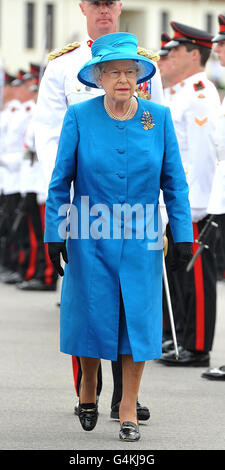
(141, 111, 155, 130)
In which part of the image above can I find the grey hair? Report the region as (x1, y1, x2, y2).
(91, 60, 146, 87)
(92, 63, 106, 87)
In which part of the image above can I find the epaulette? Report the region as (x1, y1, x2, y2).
(137, 47, 160, 62)
(48, 42, 81, 61)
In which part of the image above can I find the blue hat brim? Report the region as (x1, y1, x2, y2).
(77, 53, 156, 88)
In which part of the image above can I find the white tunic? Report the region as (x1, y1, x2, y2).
(164, 72, 221, 222)
(34, 39, 164, 187)
(207, 96, 225, 215)
(19, 103, 48, 203)
(0, 100, 20, 192)
(0, 100, 34, 195)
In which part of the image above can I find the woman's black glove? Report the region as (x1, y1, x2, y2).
(48, 242, 68, 277)
(171, 242, 193, 271)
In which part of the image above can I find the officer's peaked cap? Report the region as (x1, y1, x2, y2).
(11, 70, 26, 87)
(158, 32, 171, 56)
(212, 15, 225, 43)
(4, 72, 16, 85)
(165, 21, 213, 50)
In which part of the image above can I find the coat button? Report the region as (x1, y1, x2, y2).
(116, 149, 125, 154)
(118, 196, 126, 204)
(116, 123, 125, 130)
(115, 173, 125, 178)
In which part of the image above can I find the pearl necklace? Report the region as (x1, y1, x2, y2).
(104, 95, 136, 121)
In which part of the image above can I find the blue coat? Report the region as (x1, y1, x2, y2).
(44, 96, 193, 362)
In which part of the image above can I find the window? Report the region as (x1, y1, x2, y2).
(160, 11, 169, 34)
(26, 2, 35, 48)
(46, 4, 54, 50)
(205, 14, 213, 34)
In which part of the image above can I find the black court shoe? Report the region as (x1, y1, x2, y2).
(119, 422, 140, 442)
(75, 395, 99, 416)
(111, 400, 150, 421)
(77, 402, 98, 431)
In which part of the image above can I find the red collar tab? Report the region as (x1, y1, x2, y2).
(193, 81, 205, 92)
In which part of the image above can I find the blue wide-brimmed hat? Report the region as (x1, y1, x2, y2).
(77, 32, 156, 88)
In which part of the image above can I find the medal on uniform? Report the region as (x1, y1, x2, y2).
(136, 80, 152, 100)
(141, 111, 155, 130)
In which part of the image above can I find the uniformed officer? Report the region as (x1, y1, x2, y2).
(0, 70, 38, 284)
(13, 70, 58, 291)
(202, 14, 225, 381)
(156, 35, 185, 350)
(0, 71, 25, 281)
(35, 0, 164, 421)
(1, 65, 51, 285)
(157, 30, 206, 352)
(207, 15, 225, 282)
(0, 72, 16, 272)
(157, 22, 221, 366)
(0, 72, 16, 198)
(157, 32, 179, 90)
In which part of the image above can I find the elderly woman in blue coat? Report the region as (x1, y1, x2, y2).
(45, 32, 193, 442)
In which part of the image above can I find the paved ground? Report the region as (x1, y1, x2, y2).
(1, 278, 225, 451)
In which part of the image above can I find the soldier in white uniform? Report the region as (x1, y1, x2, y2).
(0, 72, 16, 272)
(0, 72, 35, 283)
(207, 15, 225, 281)
(202, 14, 225, 381)
(0, 73, 18, 204)
(35, 0, 164, 422)
(157, 35, 189, 352)
(157, 22, 221, 367)
(157, 32, 178, 90)
(14, 71, 58, 292)
(0, 73, 16, 200)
